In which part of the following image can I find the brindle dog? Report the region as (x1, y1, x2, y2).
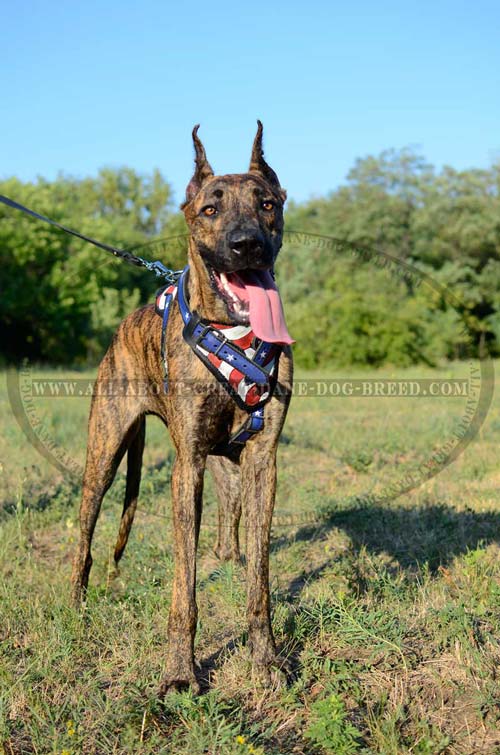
(71, 122, 293, 694)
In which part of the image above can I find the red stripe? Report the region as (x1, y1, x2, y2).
(245, 384, 265, 405)
(156, 284, 176, 309)
(207, 352, 223, 369)
(228, 368, 245, 390)
(235, 332, 255, 350)
(207, 352, 260, 406)
(212, 323, 255, 351)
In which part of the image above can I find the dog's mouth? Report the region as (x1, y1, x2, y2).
(208, 267, 294, 345)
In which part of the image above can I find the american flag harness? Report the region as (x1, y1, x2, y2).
(155, 266, 282, 451)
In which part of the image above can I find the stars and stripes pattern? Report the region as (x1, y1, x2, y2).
(156, 283, 177, 313)
(195, 322, 278, 407)
(156, 285, 278, 409)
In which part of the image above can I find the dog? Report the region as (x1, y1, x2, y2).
(71, 122, 293, 694)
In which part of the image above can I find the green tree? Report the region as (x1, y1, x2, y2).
(1, 150, 498, 367)
(0, 169, 181, 363)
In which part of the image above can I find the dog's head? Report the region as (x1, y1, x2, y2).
(181, 122, 292, 344)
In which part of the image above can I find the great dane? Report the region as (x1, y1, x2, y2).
(71, 122, 293, 694)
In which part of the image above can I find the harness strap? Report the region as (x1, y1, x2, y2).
(183, 315, 274, 388)
(177, 266, 280, 412)
(178, 267, 272, 379)
(157, 284, 178, 391)
(229, 408, 264, 445)
(155, 265, 282, 454)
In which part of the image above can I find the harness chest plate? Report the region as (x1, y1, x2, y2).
(155, 266, 282, 452)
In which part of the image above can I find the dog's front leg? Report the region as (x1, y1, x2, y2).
(241, 442, 278, 682)
(159, 451, 204, 696)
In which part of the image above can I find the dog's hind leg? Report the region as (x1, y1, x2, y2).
(207, 456, 242, 562)
(113, 416, 146, 566)
(71, 392, 143, 606)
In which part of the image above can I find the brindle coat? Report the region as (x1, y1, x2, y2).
(71, 122, 293, 694)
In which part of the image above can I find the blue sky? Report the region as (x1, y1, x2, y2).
(2, 0, 499, 205)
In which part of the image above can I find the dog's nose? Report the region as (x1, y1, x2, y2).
(228, 230, 264, 257)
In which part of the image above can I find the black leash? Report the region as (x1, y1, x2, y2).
(0, 194, 182, 283)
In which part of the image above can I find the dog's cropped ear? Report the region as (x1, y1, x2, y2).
(182, 125, 214, 208)
(249, 120, 287, 203)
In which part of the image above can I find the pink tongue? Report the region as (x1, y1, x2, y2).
(226, 270, 294, 345)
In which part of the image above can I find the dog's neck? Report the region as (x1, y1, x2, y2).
(187, 239, 233, 323)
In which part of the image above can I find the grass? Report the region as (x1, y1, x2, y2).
(1, 361, 500, 754)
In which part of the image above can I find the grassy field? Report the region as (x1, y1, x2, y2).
(1, 362, 499, 754)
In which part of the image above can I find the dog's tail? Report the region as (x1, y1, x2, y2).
(114, 416, 146, 565)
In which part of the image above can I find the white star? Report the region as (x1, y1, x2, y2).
(226, 354, 235, 362)
(254, 410, 262, 417)
(261, 350, 267, 358)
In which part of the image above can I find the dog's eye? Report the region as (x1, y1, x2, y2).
(202, 205, 217, 217)
(261, 201, 274, 211)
